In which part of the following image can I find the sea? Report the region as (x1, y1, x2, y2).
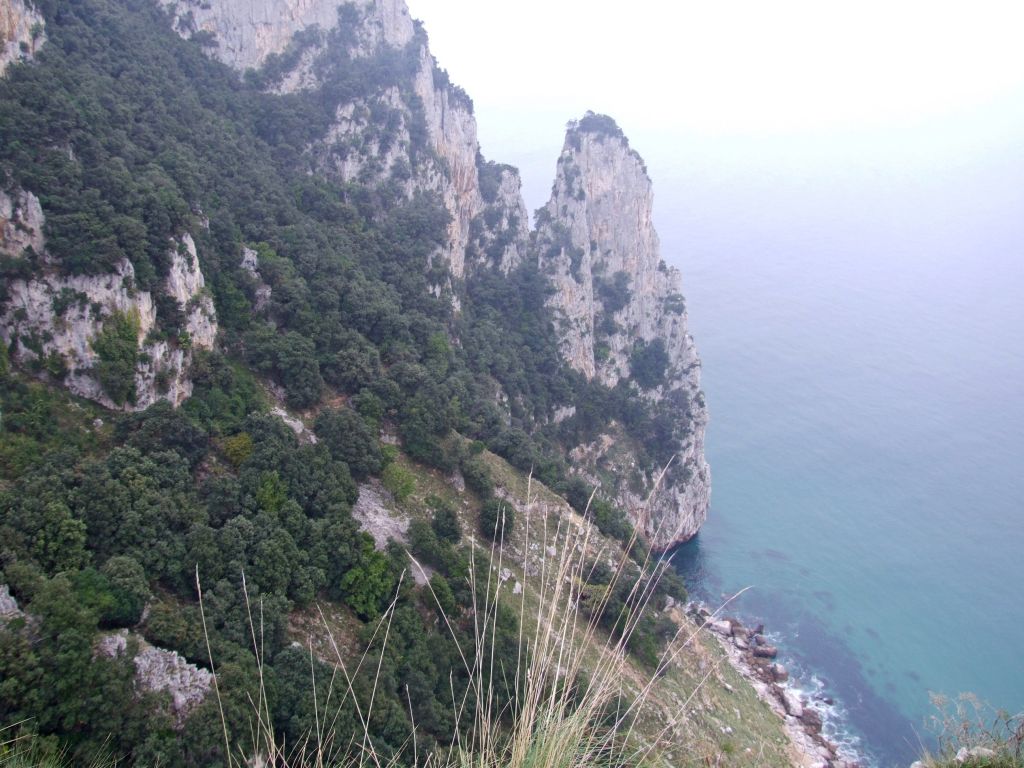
(466, 85, 1024, 766)
(653, 113, 1024, 766)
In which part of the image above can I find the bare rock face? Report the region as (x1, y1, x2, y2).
(98, 630, 212, 725)
(240, 246, 272, 311)
(0, 0, 44, 76)
(0, 187, 45, 257)
(166, 0, 412, 72)
(1, 200, 218, 410)
(0, 584, 23, 621)
(537, 116, 710, 550)
(468, 161, 530, 274)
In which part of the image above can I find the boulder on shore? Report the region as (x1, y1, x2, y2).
(801, 707, 823, 733)
(782, 689, 804, 718)
(709, 619, 733, 636)
(956, 747, 997, 764)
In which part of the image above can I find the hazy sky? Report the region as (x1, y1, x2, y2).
(406, 0, 1024, 214)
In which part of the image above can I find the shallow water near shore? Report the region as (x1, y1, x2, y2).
(658, 119, 1024, 767)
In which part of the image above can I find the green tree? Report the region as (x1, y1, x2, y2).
(101, 555, 150, 626)
(479, 498, 515, 541)
(91, 309, 141, 405)
(629, 339, 670, 390)
(339, 538, 394, 619)
(222, 432, 254, 467)
(314, 407, 383, 480)
(460, 454, 493, 498)
(430, 499, 461, 544)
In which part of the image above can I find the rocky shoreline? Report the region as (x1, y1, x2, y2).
(686, 602, 863, 768)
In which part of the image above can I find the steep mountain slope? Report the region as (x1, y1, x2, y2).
(1, 0, 708, 548)
(0, 3, 733, 763)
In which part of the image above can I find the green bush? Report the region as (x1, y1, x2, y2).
(382, 461, 415, 503)
(221, 432, 254, 467)
(629, 338, 669, 390)
(314, 407, 382, 480)
(100, 555, 150, 627)
(479, 497, 515, 541)
(460, 454, 493, 498)
(338, 538, 394, 620)
(91, 310, 140, 405)
(429, 497, 461, 543)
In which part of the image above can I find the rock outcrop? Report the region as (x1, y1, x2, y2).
(1, 196, 218, 410)
(0, 186, 45, 257)
(97, 630, 212, 725)
(536, 115, 710, 550)
(0, 584, 23, 621)
(240, 246, 272, 311)
(0, 0, 44, 76)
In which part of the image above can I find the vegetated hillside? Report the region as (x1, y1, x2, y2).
(0, 0, 762, 765)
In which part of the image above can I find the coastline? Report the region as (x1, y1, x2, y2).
(686, 602, 865, 768)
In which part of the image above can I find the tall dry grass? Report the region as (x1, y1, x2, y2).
(915, 693, 1024, 768)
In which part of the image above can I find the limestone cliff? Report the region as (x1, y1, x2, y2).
(0, 0, 44, 76)
(167, 0, 414, 72)
(166, 0, 524, 281)
(1, 188, 217, 410)
(535, 115, 710, 550)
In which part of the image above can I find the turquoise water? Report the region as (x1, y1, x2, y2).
(658, 125, 1024, 766)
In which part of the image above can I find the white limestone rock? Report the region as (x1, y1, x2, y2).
(708, 620, 733, 637)
(98, 630, 212, 725)
(241, 246, 272, 311)
(536, 116, 710, 549)
(1, 218, 218, 410)
(0, 187, 45, 258)
(167, 0, 404, 70)
(0, 0, 44, 76)
(956, 747, 997, 764)
(782, 689, 804, 719)
(271, 406, 317, 443)
(165, 233, 218, 356)
(316, 87, 416, 193)
(470, 162, 529, 273)
(0, 584, 23, 620)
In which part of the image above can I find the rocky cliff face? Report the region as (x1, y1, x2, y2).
(168, 0, 415, 71)
(167, 0, 524, 281)
(535, 116, 710, 549)
(0, 0, 44, 76)
(1, 189, 217, 410)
